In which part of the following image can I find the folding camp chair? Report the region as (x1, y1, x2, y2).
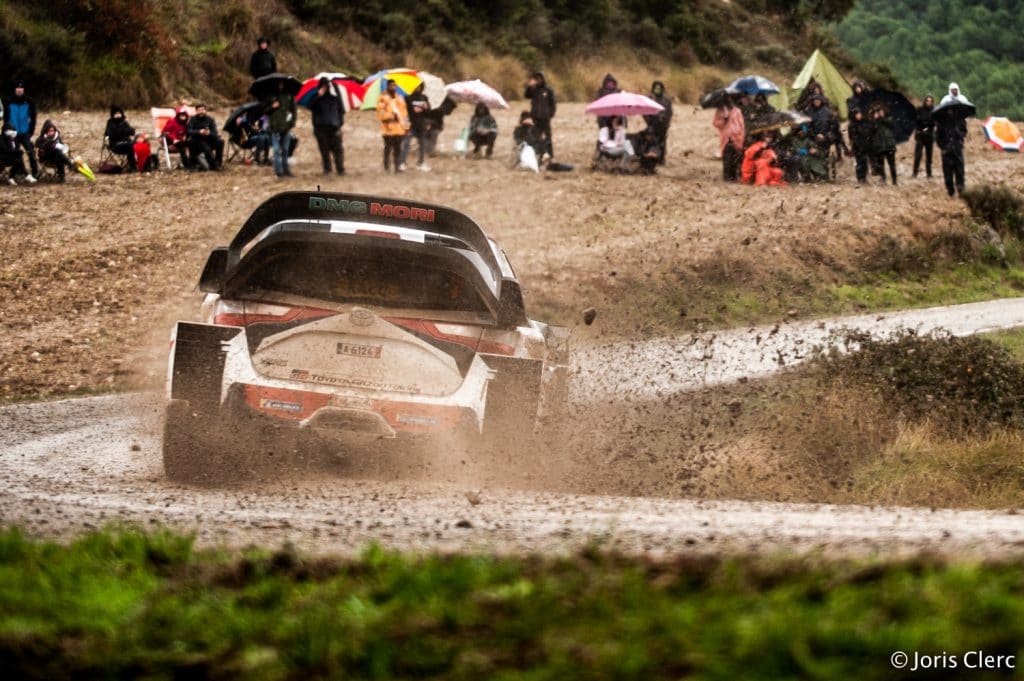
(98, 136, 131, 173)
(151, 106, 194, 170)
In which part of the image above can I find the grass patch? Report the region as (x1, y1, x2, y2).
(5, 526, 1024, 679)
(830, 264, 1024, 312)
(985, 328, 1024, 364)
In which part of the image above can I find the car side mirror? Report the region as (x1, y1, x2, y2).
(198, 247, 229, 293)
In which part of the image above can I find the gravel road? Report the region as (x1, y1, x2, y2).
(4, 298, 1024, 558)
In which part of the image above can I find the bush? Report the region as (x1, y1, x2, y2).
(814, 330, 1024, 435)
(962, 184, 1024, 240)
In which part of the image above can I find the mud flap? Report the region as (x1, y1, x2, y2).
(479, 355, 543, 447)
(169, 322, 241, 410)
(539, 325, 571, 423)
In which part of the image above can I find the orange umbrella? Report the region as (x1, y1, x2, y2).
(982, 116, 1023, 152)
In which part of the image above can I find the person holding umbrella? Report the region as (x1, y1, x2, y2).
(712, 94, 744, 182)
(935, 83, 972, 198)
(913, 95, 935, 179)
(593, 74, 620, 130)
(310, 77, 344, 175)
(376, 79, 409, 173)
(868, 103, 897, 185)
(264, 80, 297, 177)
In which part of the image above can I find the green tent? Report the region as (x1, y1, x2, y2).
(768, 49, 853, 120)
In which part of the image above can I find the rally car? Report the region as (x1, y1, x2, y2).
(163, 191, 570, 482)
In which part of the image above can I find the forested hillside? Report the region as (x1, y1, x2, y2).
(836, 0, 1024, 119)
(0, 0, 857, 107)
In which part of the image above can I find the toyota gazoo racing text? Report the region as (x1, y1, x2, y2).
(163, 191, 570, 481)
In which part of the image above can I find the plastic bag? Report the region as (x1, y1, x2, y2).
(453, 127, 469, 156)
(519, 144, 539, 173)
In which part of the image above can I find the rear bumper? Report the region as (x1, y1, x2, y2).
(234, 383, 474, 438)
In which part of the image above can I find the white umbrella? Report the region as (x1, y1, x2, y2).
(418, 72, 448, 107)
(445, 79, 509, 109)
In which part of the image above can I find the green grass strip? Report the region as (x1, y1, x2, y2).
(2, 527, 1024, 679)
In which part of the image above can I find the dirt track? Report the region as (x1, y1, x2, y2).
(3, 103, 1024, 556)
(4, 299, 1024, 557)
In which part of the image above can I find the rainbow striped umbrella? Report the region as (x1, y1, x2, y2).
(360, 69, 422, 111)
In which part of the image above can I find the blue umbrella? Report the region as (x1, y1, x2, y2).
(727, 75, 781, 96)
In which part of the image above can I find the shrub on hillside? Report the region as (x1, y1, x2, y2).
(815, 330, 1024, 435)
(963, 184, 1024, 240)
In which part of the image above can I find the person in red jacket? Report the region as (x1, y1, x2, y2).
(161, 107, 191, 168)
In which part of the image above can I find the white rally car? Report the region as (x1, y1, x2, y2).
(163, 191, 569, 482)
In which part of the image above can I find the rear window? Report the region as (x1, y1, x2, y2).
(238, 252, 489, 313)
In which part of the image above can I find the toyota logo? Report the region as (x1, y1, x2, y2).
(350, 307, 375, 327)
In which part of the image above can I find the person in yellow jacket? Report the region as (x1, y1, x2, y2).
(376, 79, 409, 172)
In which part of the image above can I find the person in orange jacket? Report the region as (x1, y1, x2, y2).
(741, 138, 765, 184)
(754, 144, 785, 186)
(376, 79, 409, 172)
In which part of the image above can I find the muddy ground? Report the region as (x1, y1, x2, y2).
(3, 103, 1024, 554)
(2, 102, 1020, 403)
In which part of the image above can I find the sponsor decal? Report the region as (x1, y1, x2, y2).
(308, 196, 436, 224)
(290, 368, 310, 380)
(259, 357, 288, 367)
(369, 202, 436, 223)
(308, 197, 368, 215)
(337, 342, 382, 359)
(259, 398, 302, 413)
(293, 371, 421, 394)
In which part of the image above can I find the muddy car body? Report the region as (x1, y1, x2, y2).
(162, 191, 569, 482)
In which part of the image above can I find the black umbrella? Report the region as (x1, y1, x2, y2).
(249, 73, 302, 101)
(700, 88, 735, 109)
(859, 89, 916, 143)
(748, 110, 811, 134)
(932, 100, 977, 126)
(222, 101, 263, 138)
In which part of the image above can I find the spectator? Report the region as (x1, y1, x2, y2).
(936, 109, 967, 198)
(868, 104, 897, 185)
(376, 79, 408, 173)
(104, 105, 137, 170)
(161, 106, 192, 168)
(847, 108, 871, 184)
(712, 95, 744, 182)
(0, 125, 35, 184)
(264, 80, 297, 178)
(524, 72, 556, 160)
(34, 119, 77, 182)
(249, 37, 277, 81)
(400, 83, 431, 171)
(3, 81, 39, 178)
(913, 95, 935, 179)
(754, 137, 784, 186)
(643, 80, 673, 165)
(468, 103, 498, 158)
(228, 108, 270, 166)
(598, 116, 633, 158)
(513, 111, 545, 158)
(309, 77, 344, 175)
(807, 94, 834, 148)
(187, 103, 225, 171)
(940, 82, 969, 106)
(846, 80, 870, 118)
(593, 73, 620, 129)
(633, 127, 662, 174)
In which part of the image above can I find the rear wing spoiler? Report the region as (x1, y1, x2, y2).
(200, 192, 530, 328)
(226, 192, 501, 280)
